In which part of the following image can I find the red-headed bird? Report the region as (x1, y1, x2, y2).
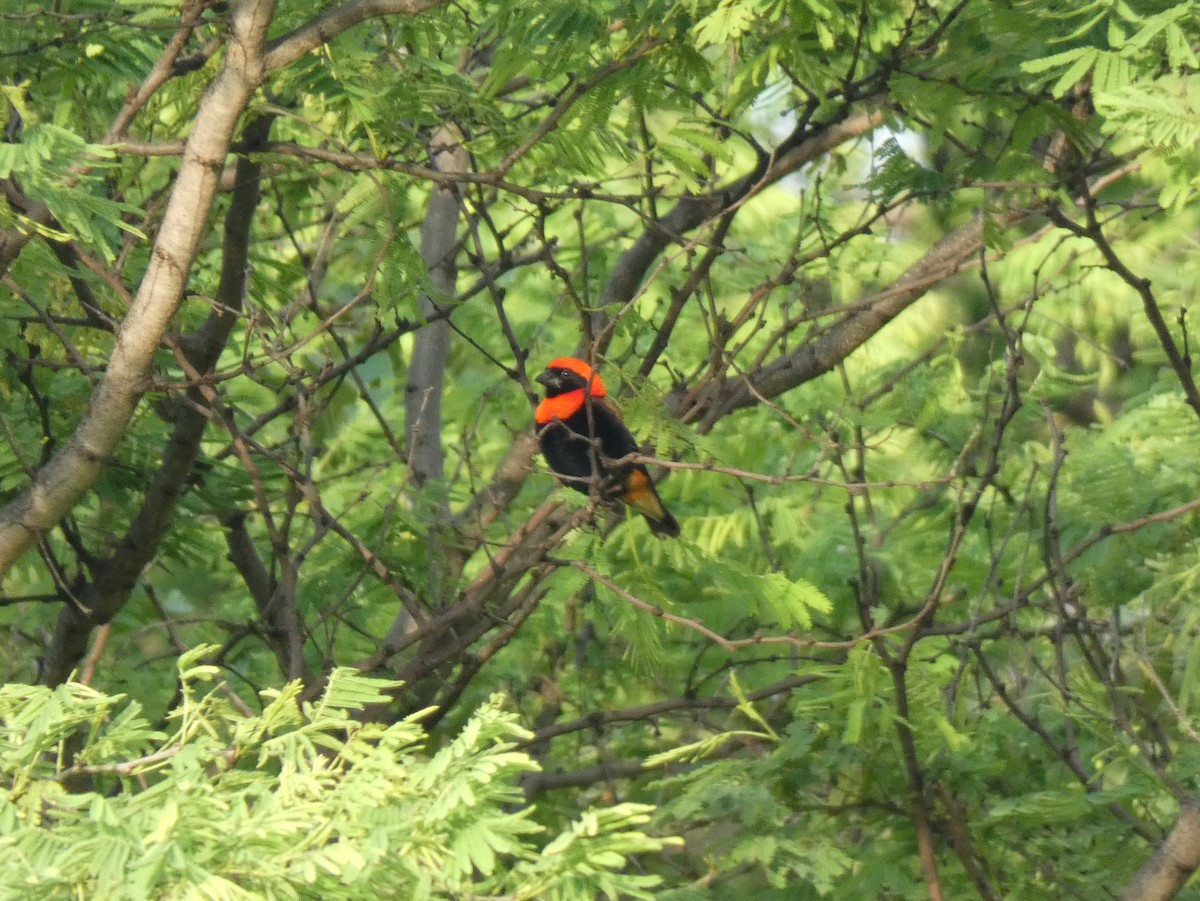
(534, 357, 680, 537)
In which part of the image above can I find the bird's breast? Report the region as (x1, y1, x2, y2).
(535, 389, 589, 426)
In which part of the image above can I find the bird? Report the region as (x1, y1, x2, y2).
(534, 356, 680, 537)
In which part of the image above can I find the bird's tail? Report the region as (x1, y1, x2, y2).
(620, 468, 681, 538)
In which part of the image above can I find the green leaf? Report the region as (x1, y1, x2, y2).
(1051, 49, 1098, 97)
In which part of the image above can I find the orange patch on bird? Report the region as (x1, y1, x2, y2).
(535, 390, 586, 425)
(622, 467, 652, 499)
(622, 469, 670, 523)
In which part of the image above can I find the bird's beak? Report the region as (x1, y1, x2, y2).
(535, 370, 557, 389)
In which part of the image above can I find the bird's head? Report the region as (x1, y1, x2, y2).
(536, 357, 606, 398)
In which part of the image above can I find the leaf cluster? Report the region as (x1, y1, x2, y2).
(0, 648, 679, 900)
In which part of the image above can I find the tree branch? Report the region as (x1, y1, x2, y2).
(38, 115, 275, 686)
(263, 0, 450, 71)
(1120, 798, 1200, 901)
(590, 107, 885, 344)
(1045, 201, 1200, 422)
(686, 210, 1027, 429)
(0, 0, 279, 580)
(406, 127, 465, 492)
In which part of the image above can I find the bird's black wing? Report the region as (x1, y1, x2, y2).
(538, 398, 640, 495)
(589, 399, 640, 463)
(537, 416, 597, 493)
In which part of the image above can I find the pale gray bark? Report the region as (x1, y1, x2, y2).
(0, 0, 279, 579)
(1121, 800, 1200, 901)
(0, 0, 454, 581)
(402, 127, 468, 619)
(405, 127, 467, 493)
(38, 116, 274, 686)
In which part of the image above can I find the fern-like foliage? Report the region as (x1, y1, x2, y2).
(859, 137, 945, 203)
(0, 648, 680, 900)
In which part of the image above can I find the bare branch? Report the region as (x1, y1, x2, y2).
(263, 0, 450, 71)
(591, 108, 885, 344)
(1045, 201, 1200, 422)
(687, 210, 1026, 428)
(103, 0, 212, 143)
